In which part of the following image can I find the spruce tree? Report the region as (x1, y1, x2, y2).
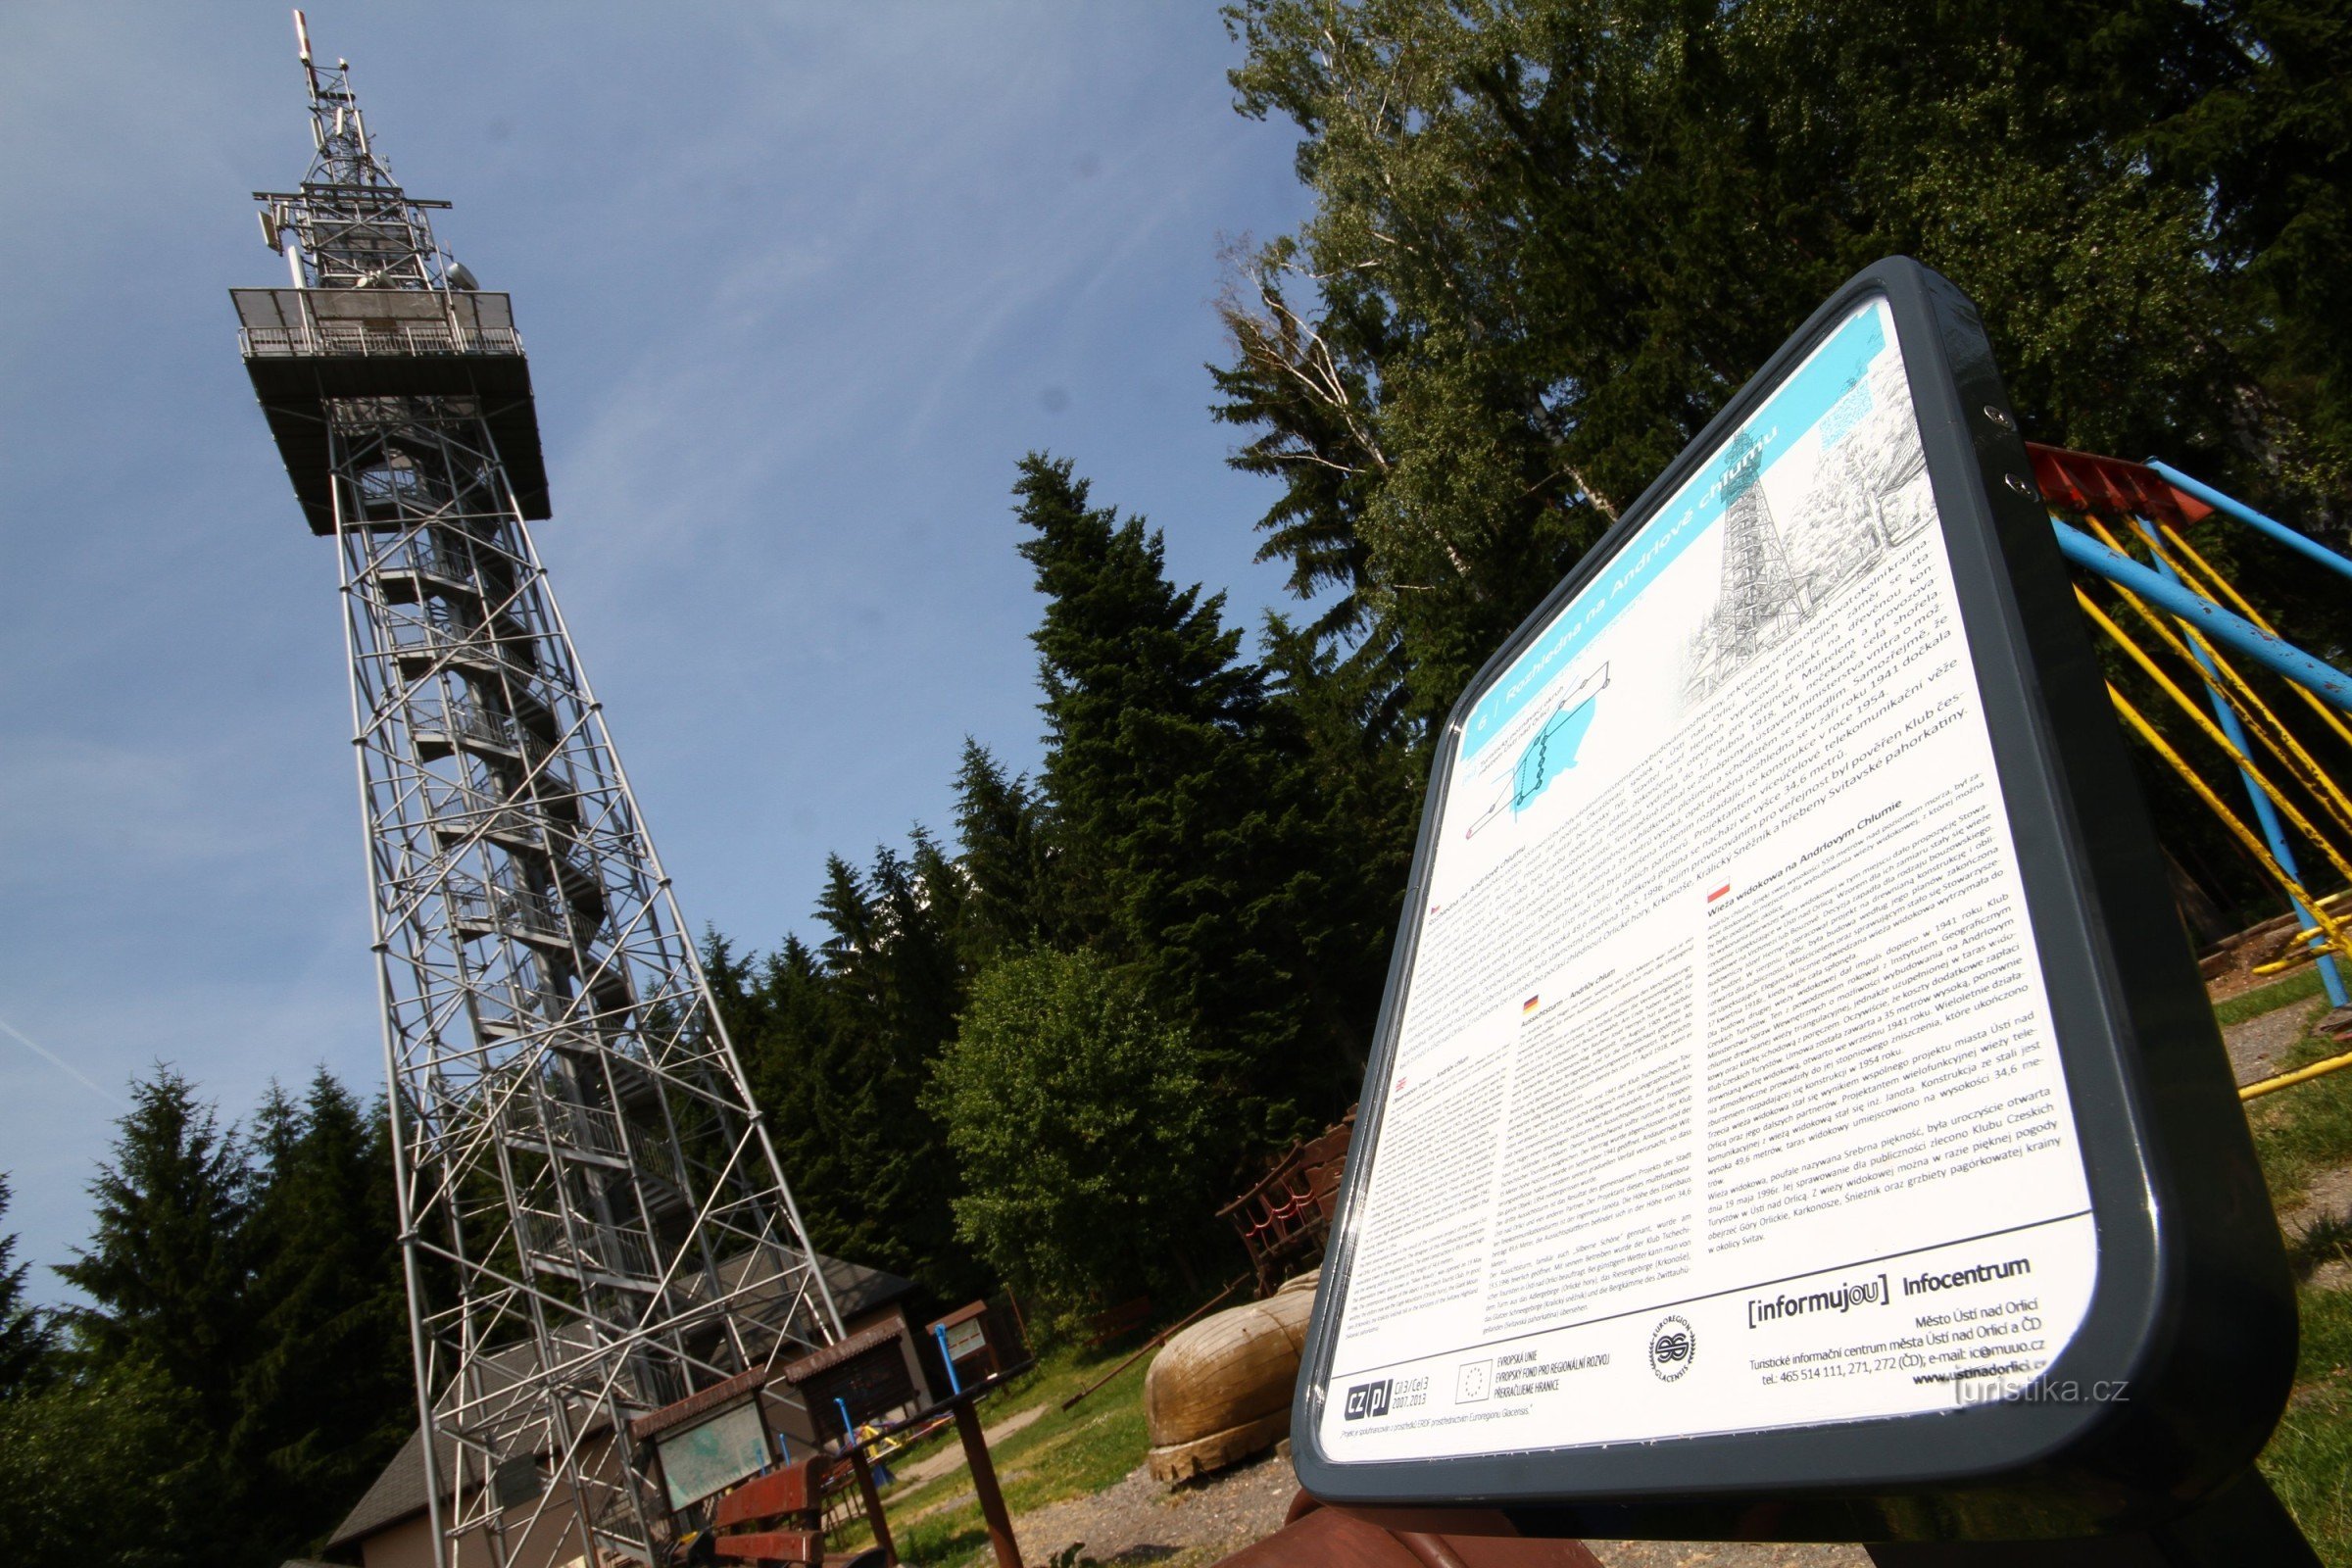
(235, 1071, 412, 1555)
(1014, 454, 1357, 1150)
(53, 1067, 252, 1557)
(712, 931, 858, 1259)
(952, 740, 1064, 959)
(0, 1173, 58, 1397)
(809, 847, 981, 1297)
(717, 855, 987, 1303)
(55, 1068, 251, 1437)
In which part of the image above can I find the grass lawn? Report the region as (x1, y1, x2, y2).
(2217, 965, 2329, 1028)
(2246, 988, 2352, 1563)
(825, 1342, 1156, 1566)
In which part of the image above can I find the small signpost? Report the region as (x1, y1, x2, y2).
(930, 1300, 999, 1389)
(780, 1321, 1036, 1568)
(1291, 259, 2307, 1559)
(781, 1323, 923, 1567)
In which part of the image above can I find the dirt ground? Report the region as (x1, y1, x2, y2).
(2202, 918, 2304, 1002)
(2226, 997, 2331, 1086)
(1011, 1448, 1298, 1566)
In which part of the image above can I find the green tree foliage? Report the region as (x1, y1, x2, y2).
(0, 1359, 211, 1568)
(30, 1067, 411, 1568)
(710, 748, 1062, 1305)
(0, 1174, 58, 1397)
(1217, 0, 2352, 732)
(55, 1069, 252, 1445)
(925, 949, 1216, 1325)
(709, 928, 858, 1254)
(1014, 454, 1369, 1142)
(711, 839, 991, 1300)
(953, 739, 1065, 958)
(235, 1071, 413, 1550)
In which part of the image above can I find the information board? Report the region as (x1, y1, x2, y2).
(943, 1314, 988, 1364)
(1291, 259, 2294, 1536)
(655, 1400, 771, 1512)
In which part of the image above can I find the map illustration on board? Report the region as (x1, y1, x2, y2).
(1466, 664, 1610, 838)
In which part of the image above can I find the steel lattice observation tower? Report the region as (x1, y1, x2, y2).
(233, 17, 842, 1564)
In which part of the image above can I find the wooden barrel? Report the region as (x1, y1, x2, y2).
(1145, 1269, 1318, 1483)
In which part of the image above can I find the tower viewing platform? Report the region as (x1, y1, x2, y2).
(234, 282, 550, 532)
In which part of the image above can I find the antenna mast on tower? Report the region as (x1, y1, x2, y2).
(234, 16, 842, 1563)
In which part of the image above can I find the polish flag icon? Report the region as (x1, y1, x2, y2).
(1706, 883, 1733, 904)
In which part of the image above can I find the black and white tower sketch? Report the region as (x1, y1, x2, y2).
(233, 19, 840, 1564)
(1682, 429, 1812, 702)
(1680, 353, 1935, 708)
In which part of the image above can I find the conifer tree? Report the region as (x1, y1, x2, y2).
(55, 1068, 251, 1440)
(1014, 454, 1359, 1148)
(952, 740, 1063, 959)
(235, 1071, 411, 1554)
(811, 846, 981, 1297)
(53, 1068, 253, 1557)
(0, 1173, 58, 1397)
(715, 848, 988, 1302)
(711, 931, 858, 1261)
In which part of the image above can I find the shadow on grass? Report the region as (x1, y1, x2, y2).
(2218, 967, 2328, 1029)
(2289, 1213, 2352, 1282)
(2248, 1021, 2352, 1209)
(901, 1516, 992, 1567)
(2264, 1285, 2352, 1566)
(2249, 1004, 2352, 1563)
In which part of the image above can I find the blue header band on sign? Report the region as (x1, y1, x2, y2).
(1460, 305, 1888, 761)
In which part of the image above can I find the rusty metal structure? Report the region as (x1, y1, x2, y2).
(234, 17, 839, 1563)
(1219, 1107, 1356, 1298)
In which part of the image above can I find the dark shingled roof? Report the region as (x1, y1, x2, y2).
(812, 1251, 920, 1321)
(326, 1426, 452, 1558)
(323, 1251, 918, 1556)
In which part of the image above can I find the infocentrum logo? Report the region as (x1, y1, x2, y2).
(1648, 1315, 1696, 1381)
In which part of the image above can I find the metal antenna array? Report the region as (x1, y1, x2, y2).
(234, 17, 841, 1564)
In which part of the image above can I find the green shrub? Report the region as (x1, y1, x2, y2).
(927, 951, 1215, 1329)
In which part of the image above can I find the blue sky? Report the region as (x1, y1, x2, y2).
(0, 6, 1314, 1305)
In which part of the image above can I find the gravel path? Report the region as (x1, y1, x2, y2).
(1002, 1449, 1870, 1568)
(1012, 1449, 1298, 1566)
(2224, 999, 2328, 1086)
(895, 1405, 1048, 1491)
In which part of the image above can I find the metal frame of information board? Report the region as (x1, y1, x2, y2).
(1290, 258, 2295, 1543)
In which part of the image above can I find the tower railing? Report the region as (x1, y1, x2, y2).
(238, 318, 523, 359)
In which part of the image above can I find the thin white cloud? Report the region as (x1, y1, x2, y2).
(0, 1011, 123, 1107)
